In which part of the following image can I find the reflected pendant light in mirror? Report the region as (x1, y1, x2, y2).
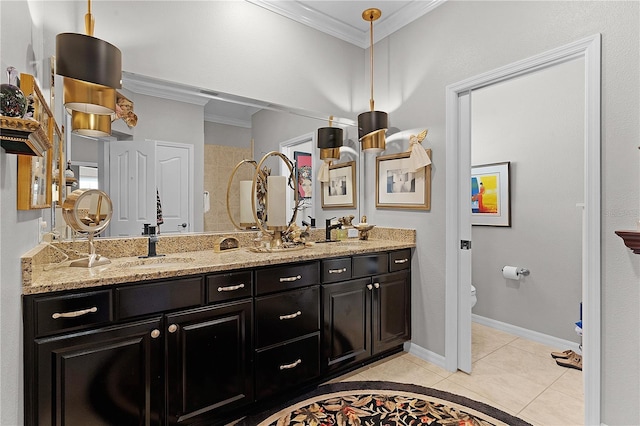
(318, 116, 343, 161)
(358, 8, 388, 153)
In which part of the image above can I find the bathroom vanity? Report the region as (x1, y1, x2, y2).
(21, 231, 414, 425)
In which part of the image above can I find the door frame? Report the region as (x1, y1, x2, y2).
(444, 34, 601, 424)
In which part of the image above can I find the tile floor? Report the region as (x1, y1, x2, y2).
(331, 322, 584, 425)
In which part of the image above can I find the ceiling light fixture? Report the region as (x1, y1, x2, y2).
(318, 116, 343, 162)
(358, 8, 388, 153)
(56, 0, 121, 124)
(317, 116, 343, 182)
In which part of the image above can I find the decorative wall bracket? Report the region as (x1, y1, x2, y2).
(615, 230, 640, 254)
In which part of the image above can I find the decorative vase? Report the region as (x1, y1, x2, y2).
(0, 66, 28, 118)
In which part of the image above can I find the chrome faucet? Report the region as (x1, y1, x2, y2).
(325, 217, 342, 241)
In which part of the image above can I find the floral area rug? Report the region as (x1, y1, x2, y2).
(238, 381, 532, 426)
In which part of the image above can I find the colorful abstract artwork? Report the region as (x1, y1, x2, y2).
(471, 162, 511, 226)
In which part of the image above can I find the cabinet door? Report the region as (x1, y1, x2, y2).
(372, 270, 411, 355)
(322, 278, 371, 371)
(33, 317, 163, 426)
(165, 300, 252, 424)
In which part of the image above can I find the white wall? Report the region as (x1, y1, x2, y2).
(0, 2, 44, 424)
(470, 58, 584, 342)
(365, 2, 639, 423)
(204, 122, 252, 147)
(2, 2, 639, 425)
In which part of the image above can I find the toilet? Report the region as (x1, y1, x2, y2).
(471, 285, 477, 308)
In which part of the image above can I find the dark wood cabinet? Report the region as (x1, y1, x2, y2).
(32, 317, 164, 426)
(24, 249, 410, 425)
(322, 250, 411, 372)
(165, 300, 253, 424)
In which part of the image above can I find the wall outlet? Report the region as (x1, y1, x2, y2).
(347, 228, 359, 238)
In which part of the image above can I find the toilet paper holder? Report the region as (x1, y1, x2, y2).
(502, 266, 530, 276)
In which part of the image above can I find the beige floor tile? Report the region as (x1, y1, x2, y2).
(549, 368, 584, 400)
(508, 336, 567, 358)
(430, 378, 516, 416)
(472, 324, 519, 362)
(447, 360, 548, 413)
(355, 355, 447, 388)
(518, 388, 584, 425)
(480, 344, 565, 388)
(402, 352, 454, 379)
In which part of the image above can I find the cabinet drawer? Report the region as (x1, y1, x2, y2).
(255, 333, 320, 400)
(33, 290, 112, 337)
(321, 258, 352, 283)
(207, 271, 252, 303)
(115, 277, 203, 319)
(389, 249, 412, 272)
(255, 261, 319, 295)
(352, 253, 388, 277)
(255, 286, 319, 348)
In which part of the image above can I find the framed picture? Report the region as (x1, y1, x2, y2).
(294, 151, 313, 199)
(322, 161, 356, 209)
(376, 151, 431, 210)
(471, 161, 511, 227)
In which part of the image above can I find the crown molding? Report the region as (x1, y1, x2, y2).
(204, 112, 252, 128)
(246, 0, 446, 48)
(121, 73, 210, 106)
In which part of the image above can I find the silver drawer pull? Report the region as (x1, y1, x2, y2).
(394, 258, 409, 264)
(52, 306, 98, 319)
(367, 284, 373, 290)
(279, 311, 302, 320)
(328, 268, 347, 274)
(279, 275, 302, 282)
(218, 283, 245, 292)
(279, 359, 302, 370)
(374, 282, 380, 289)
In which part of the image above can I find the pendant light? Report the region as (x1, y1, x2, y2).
(317, 116, 343, 183)
(358, 8, 388, 153)
(317, 116, 343, 161)
(71, 110, 112, 137)
(56, 0, 121, 118)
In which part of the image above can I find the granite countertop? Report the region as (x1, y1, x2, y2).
(22, 227, 415, 295)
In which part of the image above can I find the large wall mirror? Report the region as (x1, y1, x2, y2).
(59, 71, 361, 239)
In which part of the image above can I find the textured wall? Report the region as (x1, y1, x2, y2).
(203, 145, 252, 232)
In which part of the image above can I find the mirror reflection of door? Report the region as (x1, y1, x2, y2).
(109, 140, 193, 237)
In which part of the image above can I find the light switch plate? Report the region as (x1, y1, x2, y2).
(347, 228, 359, 238)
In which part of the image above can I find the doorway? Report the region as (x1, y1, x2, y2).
(444, 35, 601, 424)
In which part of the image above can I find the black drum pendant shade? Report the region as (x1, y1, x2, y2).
(56, 33, 122, 90)
(318, 126, 343, 161)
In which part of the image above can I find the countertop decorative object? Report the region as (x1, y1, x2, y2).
(21, 227, 416, 294)
(213, 236, 240, 252)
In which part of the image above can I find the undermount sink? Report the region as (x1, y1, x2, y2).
(117, 257, 195, 270)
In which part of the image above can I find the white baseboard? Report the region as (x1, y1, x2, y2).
(472, 314, 582, 353)
(404, 341, 452, 371)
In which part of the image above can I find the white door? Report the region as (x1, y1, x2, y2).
(457, 92, 473, 374)
(156, 141, 193, 234)
(109, 140, 157, 237)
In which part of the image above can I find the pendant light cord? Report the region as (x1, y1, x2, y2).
(85, 0, 95, 36)
(369, 15, 375, 112)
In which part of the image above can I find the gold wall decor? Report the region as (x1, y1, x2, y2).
(1, 74, 53, 157)
(16, 74, 56, 210)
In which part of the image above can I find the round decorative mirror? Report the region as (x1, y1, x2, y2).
(61, 189, 113, 267)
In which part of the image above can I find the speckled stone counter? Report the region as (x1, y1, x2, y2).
(22, 227, 415, 295)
